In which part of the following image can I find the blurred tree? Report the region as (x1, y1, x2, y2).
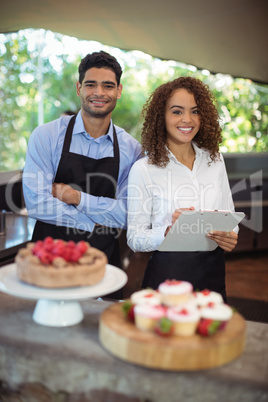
(0, 30, 267, 173)
(0, 33, 38, 171)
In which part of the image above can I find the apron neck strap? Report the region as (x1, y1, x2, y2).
(62, 114, 76, 153)
(112, 125, 120, 160)
(63, 114, 119, 160)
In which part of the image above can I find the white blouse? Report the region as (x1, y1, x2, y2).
(127, 142, 235, 252)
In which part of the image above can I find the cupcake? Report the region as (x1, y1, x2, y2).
(167, 305, 201, 336)
(134, 304, 167, 332)
(158, 280, 193, 306)
(193, 289, 224, 307)
(130, 289, 162, 306)
(197, 303, 233, 336)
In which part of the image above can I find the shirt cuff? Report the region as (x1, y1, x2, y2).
(76, 191, 97, 213)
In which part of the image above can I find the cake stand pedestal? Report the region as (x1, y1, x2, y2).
(33, 299, 84, 326)
(0, 264, 127, 327)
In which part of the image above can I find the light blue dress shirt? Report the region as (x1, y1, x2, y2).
(23, 111, 142, 233)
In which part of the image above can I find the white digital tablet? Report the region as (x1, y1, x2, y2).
(158, 210, 245, 252)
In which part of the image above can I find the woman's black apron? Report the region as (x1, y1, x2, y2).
(32, 114, 121, 270)
(142, 248, 227, 302)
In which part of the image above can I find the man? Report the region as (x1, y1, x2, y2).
(23, 51, 142, 283)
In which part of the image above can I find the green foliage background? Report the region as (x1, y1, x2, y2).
(0, 29, 267, 172)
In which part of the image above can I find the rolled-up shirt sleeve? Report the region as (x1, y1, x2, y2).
(23, 122, 95, 232)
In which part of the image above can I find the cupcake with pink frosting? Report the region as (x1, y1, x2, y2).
(134, 304, 167, 332)
(158, 280, 193, 307)
(167, 305, 201, 336)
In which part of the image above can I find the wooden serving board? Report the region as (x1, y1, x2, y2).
(99, 303, 247, 371)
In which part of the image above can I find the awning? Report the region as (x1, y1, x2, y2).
(1, 0, 268, 84)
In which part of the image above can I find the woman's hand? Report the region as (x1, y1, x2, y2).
(207, 230, 238, 252)
(171, 206, 195, 225)
(164, 206, 195, 237)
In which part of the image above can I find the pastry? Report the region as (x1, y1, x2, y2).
(158, 279, 193, 306)
(130, 289, 162, 306)
(15, 237, 107, 288)
(134, 304, 167, 332)
(193, 289, 223, 307)
(197, 303, 233, 335)
(167, 305, 201, 336)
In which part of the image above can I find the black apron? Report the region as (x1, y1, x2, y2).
(142, 247, 227, 302)
(32, 114, 122, 270)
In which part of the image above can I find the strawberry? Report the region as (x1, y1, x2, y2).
(69, 248, 82, 262)
(32, 240, 43, 256)
(43, 236, 54, 248)
(62, 247, 73, 262)
(37, 249, 52, 265)
(165, 279, 182, 286)
(31, 237, 90, 264)
(67, 240, 76, 249)
(201, 289, 211, 296)
(155, 317, 174, 337)
(122, 300, 135, 322)
(52, 242, 65, 257)
(77, 240, 88, 254)
(197, 319, 221, 336)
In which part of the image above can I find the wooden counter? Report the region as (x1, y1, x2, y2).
(0, 292, 267, 401)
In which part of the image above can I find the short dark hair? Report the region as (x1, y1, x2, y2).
(78, 51, 122, 85)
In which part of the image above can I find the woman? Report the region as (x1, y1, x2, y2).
(127, 77, 238, 301)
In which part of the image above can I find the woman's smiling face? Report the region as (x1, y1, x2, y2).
(165, 88, 201, 147)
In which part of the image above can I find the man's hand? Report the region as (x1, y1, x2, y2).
(52, 183, 81, 206)
(207, 230, 238, 252)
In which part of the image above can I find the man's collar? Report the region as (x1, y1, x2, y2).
(73, 110, 114, 142)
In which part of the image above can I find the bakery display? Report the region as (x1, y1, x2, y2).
(122, 281, 234, 338)
(15, 236, 107, 288)
(100, 297, 246, 371)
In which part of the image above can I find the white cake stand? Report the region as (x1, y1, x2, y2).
(0, 264, 127, 327)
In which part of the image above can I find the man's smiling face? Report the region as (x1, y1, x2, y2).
(76, 67, 122, 118)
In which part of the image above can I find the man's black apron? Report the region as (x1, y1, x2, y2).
(32, 114, 121, 270)
(142, 247, 227, 302)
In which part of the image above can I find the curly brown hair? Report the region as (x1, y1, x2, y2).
(141, 76, 223, 167)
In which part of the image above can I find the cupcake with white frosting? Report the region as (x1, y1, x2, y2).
(193, 289, 224, 307)
(198, 303, 233, 334)
(130, 289, 162, 306)
(158, 280, 193, 307)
